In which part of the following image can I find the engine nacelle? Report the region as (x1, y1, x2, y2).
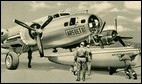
(1, 29, 9, 43)
(19, 28, 36, 45)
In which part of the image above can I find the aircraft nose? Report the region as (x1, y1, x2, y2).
(88, 15, 103, 34)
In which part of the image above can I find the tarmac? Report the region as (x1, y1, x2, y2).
(1, 48, 141, 83)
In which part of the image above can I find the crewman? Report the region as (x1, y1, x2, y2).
(70, 46, 79, 75)
(74, 42, 87, 81)
(86, 45, 92, 76)
(119, 53, 137, 79)
(28, 47, 33, 68)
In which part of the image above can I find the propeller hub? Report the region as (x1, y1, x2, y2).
(36, 29, 42, 34)
(29, 23, 43, 39)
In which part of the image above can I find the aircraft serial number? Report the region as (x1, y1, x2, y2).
(65, 26, 86, 37)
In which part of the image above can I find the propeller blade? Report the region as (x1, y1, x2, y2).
(41, 16, 53, 29)
(92, 36, 97, 45)
(98, 22, 106, 34)
(108, 35, 117, 43)
(117, 36, 126, 47)
(97, 35, 104, 48)
(14, 19, 36, 31)
(120, 36, 133, 39)
(99, 39, 104, 48)
(36, 34, 44, 58)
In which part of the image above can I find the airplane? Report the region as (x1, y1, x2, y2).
(1, 11, 141, 75)
(87, 19, 133, 48)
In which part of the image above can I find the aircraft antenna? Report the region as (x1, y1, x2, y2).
(115, 18, 117, 32)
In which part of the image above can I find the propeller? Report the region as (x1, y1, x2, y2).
(108, 18, 126, 47)
(15, 16, 53, 57)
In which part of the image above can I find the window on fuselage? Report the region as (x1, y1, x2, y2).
(70, 18, 76, 26)
(64, 22, 68, 27)
(81, 19, 86, 23)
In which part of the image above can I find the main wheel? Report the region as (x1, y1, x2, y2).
(109, 67, 117, 75)
(5, 51, 19, 70)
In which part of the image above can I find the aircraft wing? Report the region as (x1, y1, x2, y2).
(45, 47, 139, 57)
(45, 52, 74, 57)
(45, 47, 140, 67)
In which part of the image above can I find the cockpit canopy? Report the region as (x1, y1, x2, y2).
(53, 12, 71, 19)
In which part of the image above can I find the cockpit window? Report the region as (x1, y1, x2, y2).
(53, 14, 60, 18)
(64, 22, 68, 27)
(60, 13, 70, 16)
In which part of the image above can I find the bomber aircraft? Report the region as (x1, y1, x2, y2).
(1, 11, 141, 75)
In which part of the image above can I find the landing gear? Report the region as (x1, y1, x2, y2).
(109, 67, 117, 75)
(69, 48, 72, 52)
(5, 51, 19, 70)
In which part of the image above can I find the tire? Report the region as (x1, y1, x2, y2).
(109, 67, 117, 75)
(5, 51, 19, 70)
(109, 70, 114, 75)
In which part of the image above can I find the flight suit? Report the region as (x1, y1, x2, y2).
(74, 47, 87, 81)
(86, 47, 92, 76)
(120, 53, 137, 79)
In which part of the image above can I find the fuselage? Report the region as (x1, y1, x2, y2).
(2, 13, 103, 52)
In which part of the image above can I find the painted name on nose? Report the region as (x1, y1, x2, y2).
(65, 26, 86, 37)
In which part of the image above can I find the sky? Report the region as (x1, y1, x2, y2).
(1, 1, 141, 43)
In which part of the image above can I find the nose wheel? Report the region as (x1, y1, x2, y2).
(5, 51, 19, 70)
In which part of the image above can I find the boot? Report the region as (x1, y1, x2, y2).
(76, 71, 80, 81)
(133, 73, 137, 80)
(28, 59, 32, 68)
(28, 65, 32, 68)
(125, 71, 131, 79)
(82, 73, 86, 81)
(82, 78, 85, 81)
(126, 74, 131, 79)
(76, 78, 80, 81)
